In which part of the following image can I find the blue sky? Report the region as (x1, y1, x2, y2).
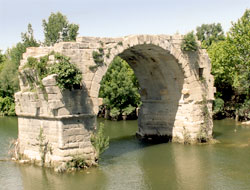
(0, 0, 249, 51)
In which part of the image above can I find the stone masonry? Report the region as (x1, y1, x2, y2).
(15, 34, 215, 167)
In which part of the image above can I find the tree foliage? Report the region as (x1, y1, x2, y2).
(43, 12, 79, 46)
(196, 23, 225, 48)
(99, 56, 141, 119)
(181, 31, 198, 51)
(208, 9, 250, 120)
(0, 24, 39, 116)
(21, 23, 40, 48)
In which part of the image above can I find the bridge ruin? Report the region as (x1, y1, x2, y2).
(15, 34, 215, 167)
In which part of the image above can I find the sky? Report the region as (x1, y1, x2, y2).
(0, 0, 249, 51)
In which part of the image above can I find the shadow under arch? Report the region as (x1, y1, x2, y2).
(98, 43, 184, 139)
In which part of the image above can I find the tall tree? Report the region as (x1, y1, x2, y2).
(21, 23, 40, 48)
(0, 24, 39, 115)
(196, 23, 225, 48)
(208, 9, 250, 120)
(42, 12, 79, 46)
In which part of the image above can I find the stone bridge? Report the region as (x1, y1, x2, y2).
(15, 34, 215, 167)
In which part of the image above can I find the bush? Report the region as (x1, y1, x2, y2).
(48, 53, 82, 90)
(110, 107, 120, 120)
(66, 156, 87, 170)
(0, 97, 16, 116)
(24, 53, 82, 91)
(238, 99, 250, 120)
(213, 98, 224, 115)
(92, 48, 104, 66)
(122, 105, 135, 116)
(181, 31, 198, 51)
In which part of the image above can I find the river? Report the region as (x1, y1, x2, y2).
(0, 117, 250, 190)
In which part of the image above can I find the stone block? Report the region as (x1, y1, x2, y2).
(58, 108, 71, 116)
(48, 100, 64, 110)
(42, 74, 57, 86)
(45, 86, 61, 94)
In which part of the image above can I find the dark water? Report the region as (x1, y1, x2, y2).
(0, 117, 250, 190)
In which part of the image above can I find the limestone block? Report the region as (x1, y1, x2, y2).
(58, 107, 71, 116)
(42, 74, 57, 86)
(48, 93, 62, 100)
(48, 100, 65, 110)
(45, 86, 61, 94)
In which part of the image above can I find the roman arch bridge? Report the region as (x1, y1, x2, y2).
(15, 34, 215, 166)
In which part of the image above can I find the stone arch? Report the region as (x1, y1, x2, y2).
(15, 35, 215, 167)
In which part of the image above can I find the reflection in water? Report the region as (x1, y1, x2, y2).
(0, 118, 250, 190)
(18, 165, 107, 190)
(172, 144, 212, 190)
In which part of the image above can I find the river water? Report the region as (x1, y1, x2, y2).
(0, 117, 250, 190)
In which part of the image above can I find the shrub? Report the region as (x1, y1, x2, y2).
(0, 97, 16, 116)
(91, 123, 109, 158)
(238, 99, 250, 120)
(66, 156, 87, 170)
(122, 105, 135, 116)
(92, 48, 104, 66)
(48, 53, 82, 90)
(24, 53, 82, 91)
(213, 98, 224, 115)
(110, 107, 120, 120)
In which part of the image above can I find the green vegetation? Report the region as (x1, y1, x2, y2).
(181, 31, 198, 51)
(91, 123, 109, 158)
(0, 12, 79, 116)
(66, 156, 87, 170)
(0, 97, 15, 116)
(23, 53, 82, 91)
(196, 23, 225, 49)
(90, 48, 105, 71)
(198, 95, 211, 142)
(48, 53, 82, 90)
(99, 56, 141, 120)
(36, 127, 52, 166)
(43, 12, 79, 46)
(0, 24, 39, 116)
(207, 9, 250, 121)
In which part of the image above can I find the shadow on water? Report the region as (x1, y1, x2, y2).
(102, 134, 170, 163)
(212, 131, 223, 138)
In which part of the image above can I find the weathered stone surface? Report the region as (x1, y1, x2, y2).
(42, 74, 57, 86)
(15, 34, 214, 168)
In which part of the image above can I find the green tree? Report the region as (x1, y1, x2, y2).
(21, 23, 40, 48)
(208, 9, 250, 120)
(0, 51, 5, 72)
(0, 24, 39, 115)
(42, 12, 79, 46)
(99, 56, 141, 119)
(196, 23, 225, 48)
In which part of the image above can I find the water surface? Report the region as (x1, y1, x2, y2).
(0, 117, 250, 190)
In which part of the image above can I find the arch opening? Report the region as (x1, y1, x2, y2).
(97, 44, 185, 139)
